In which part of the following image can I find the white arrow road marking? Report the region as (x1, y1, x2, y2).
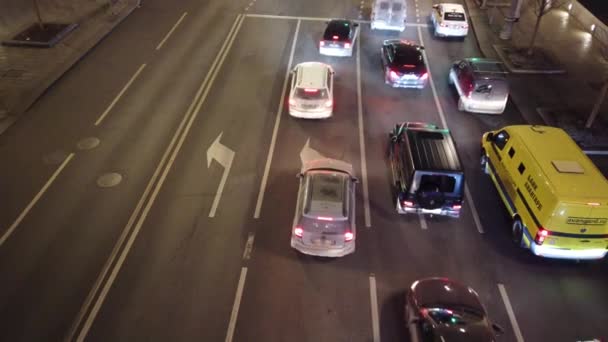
(207, 132, 235, 218)
(299, 138, 325, 165)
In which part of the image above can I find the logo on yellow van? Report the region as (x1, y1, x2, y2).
(567, 217, 607, 225)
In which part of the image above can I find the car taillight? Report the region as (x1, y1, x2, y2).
(344, 231, 354, 242)
(465, 82, 474, 98)
(294, 226, 303, 238)
(452, 204, 462, 210)
(344, 42, 351, 49)
(402, 200, 414, 207)
(288, 98, 296, 106)
(325, 99, 333, 107)
(332, 35, 339, 40)
(320, 41, 325, 47)
(535, 228, 549, 245)
(390, 70, 399, 80)
(419, 72, 429, 80)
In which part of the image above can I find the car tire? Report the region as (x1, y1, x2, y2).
(480, 153, 489, 175)
(511, 218, 524, 247)
(457, 97, 465, 111)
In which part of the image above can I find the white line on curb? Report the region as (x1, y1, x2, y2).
(225, 267, 248, 342)
(369, 275, 381, 342)
(95, 63, 147, 126)
(156, 12, 188, 50)
(0, 153, 75, 247)
(68, 15, 245, 342)
(356, 31, 372, 228)
(416, 26, 485, 235)
(498, 283, 525, 342)
(254, 19, 301, 219)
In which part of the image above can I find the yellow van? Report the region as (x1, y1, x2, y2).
(481, 125, 608, 260)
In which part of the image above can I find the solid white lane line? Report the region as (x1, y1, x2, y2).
(416, 26, 485, 234)
(369, 275, 381, 342)
(356, 32, 372, 228)
(0, 153, 75, 247)
(498, 284, 525, 342)
(94, 63, 147, 126)
(465, 184, 484, 233)
(156, 12, 188, 50)
(419, 213, 428, 229)
(244, 13, 429, 27)
(254, 19, 301, 219)
(69, 15, 245, 342)
(242, 232, 255, 260)
(225, 267, 248, 342)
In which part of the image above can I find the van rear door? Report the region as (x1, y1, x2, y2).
(547, 202, 608, 250)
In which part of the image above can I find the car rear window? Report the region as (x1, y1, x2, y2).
(323, 21, 351, 41)
(295, 87, 328, 100)
(305, 172, 347, 218)
(393, 46, 425, 73)
(419, 174, 456, 193)
(444, 12, 465, 21)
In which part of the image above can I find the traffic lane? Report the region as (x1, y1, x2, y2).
(233, 19, 373, 341)
(589, 154, 608, 179)
(0, 0, 231, 236)
(84, 17, 297, 341)
(0, 7, 249, 342)
(251, 0, 362, 19)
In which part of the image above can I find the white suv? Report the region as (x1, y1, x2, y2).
(288, 62, 334, 119)
(431, 3, 469, 39)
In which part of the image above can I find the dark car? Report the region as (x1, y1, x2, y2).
(388, 122, 464, 217)
(405, 278, 504, 342)
(319, 19, 359, 57)
(381, 39, 428, 89)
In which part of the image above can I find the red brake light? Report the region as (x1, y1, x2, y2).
(320, 41, 325, 47)
(332, 35, 339, 40)
(403, 64, 416, 68)
(317, 216, 333, 221)
(289, 98, 296, 106)
(452, 204, 462, 210)
(304, 88, 318, 93)
(344, 42, 351, 49)
(344, 231, 354, 242)
(535, 228, 550, 245)
(325, 99, 333, 107)
(402, 200, 414, 207)
(390, 70, 399, 80)
(294, 226, 303, 237)
(419, 72, 429, 80)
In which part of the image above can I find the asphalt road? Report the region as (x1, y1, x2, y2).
(0, 0, 607, 341)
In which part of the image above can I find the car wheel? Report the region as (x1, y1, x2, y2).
(480, 152, 489, 174)
(457, 97, 465, 111)
(511, 218, 524, 247)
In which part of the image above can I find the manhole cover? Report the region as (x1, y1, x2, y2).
(43, 150, 69, 165)
(97, 172, 122, 188)
(76, 137, 100, 150)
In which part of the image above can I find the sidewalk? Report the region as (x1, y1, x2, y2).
(463, 0, 608, 152)
(0, 0, 140, 135)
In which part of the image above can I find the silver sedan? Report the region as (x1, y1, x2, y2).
(291, 158, 357, 257)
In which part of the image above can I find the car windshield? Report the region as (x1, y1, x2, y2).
(392, 46, 424, 73)
(295, 87, 328, 100)
(323, 21, 351, 41)
(419, 174, 456, 193)
(304, 172, 347, 219)
(444, 12, 465, 21)
(424, 307, 484, 325)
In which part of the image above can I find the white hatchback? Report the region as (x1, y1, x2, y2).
(431, 3, 469, 39)
(288, 62, 334, 119)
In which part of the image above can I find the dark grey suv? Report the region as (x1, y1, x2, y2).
(388, 122, 464, 217)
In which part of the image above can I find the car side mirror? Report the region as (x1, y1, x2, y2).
(486, 132, 495, 142)
(491, 323, 505, 336)
(296, 173, 303, 178)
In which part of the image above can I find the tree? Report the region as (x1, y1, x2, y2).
(527, 0, 566, 55)
(33, 0, 44, 30)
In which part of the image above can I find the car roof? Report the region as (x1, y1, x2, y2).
(441, 3, 465, 12)
(324, 19, 352, 40)
(295, 62, 330, 89)
(411, 278, 484, 312)
(304, 171, 348, 217)
(396, 124, 462, 172)
(302, 158, 354, 177)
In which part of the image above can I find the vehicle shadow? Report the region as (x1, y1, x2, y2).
(380, 290, 410, 342)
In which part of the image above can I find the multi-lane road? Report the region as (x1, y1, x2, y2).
(0, 0, 607, 341)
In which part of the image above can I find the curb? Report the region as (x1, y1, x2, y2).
(0, 1, 139, 136)
(493, 45, 567, 74)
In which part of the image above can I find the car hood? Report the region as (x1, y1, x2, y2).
(301, 158, 354, 178)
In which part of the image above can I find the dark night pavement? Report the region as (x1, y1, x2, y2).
(0, 0, 606, 341)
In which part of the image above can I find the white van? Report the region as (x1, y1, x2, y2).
(371, 0, 407, 32)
